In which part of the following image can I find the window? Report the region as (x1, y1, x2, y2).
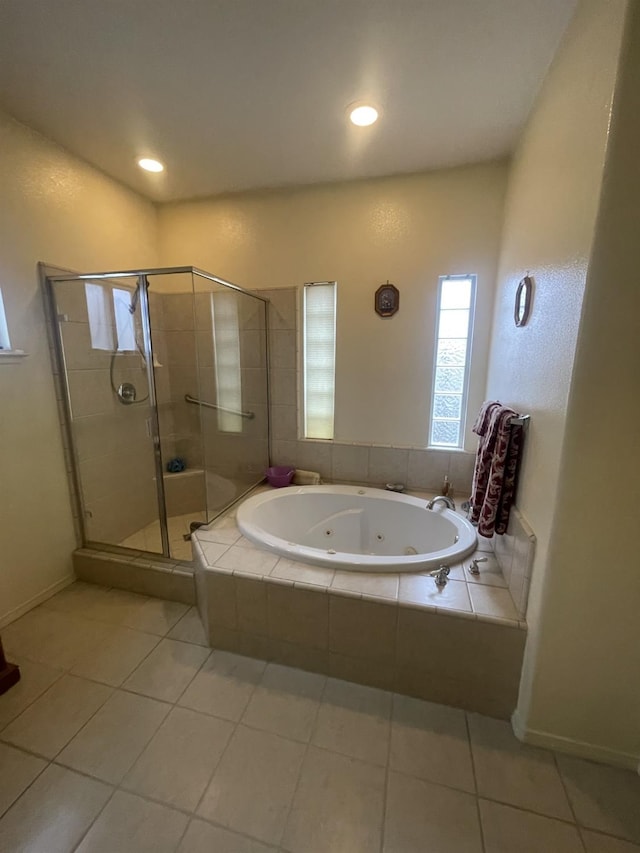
(303, 281, 336, 439)
(429, 274, 476, 448)
(0, 289, 11, 351)
(84, 283, 114, 351)
(212, 291, 242, 433)
(112, 287, 137, 352)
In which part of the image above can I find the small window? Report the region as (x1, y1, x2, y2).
(0, 289, 11, 351)
(303, 281, 336, 440)
(212, 291, 242, 433)
(429, 274, 477, 448)
(112, 287, 137, 352)
(84, 283, 114, 351)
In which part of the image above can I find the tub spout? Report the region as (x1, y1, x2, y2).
(429, 565, 451, 587)
(427, 495, 456, 511)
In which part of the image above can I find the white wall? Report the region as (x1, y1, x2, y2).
(518, 0, 640, 766)
(0, 110, 158, 626)
(483, 0, 631, 761)
(158, 163, 507, 449)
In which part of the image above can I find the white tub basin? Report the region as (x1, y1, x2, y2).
(236, 485, 477, 573)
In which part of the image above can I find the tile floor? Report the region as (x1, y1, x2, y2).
(1, 581, 639, 852)
(120, 511, 207, 562)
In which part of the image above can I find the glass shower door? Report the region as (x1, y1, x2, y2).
(51, 275, 168, 554)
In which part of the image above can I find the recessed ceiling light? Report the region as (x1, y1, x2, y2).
(349, 104, 379, 127)
(138, 157, 164, 173)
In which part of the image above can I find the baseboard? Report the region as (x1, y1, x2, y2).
(0, 574, 75, 629)
(512, 709, 640, 773)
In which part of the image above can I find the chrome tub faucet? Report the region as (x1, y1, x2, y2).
(429, 565, 451, 587)
(427, 495, 456, 510)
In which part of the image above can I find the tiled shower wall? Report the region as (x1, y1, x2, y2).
(47, 278, 159, 545)
(262, 286, 477, 497)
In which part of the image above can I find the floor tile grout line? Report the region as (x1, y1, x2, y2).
(378, 694, 397, 853)
(552, 751, 587, 851)
(0, 750, 52, 821)
(277, 668, 330, 852)
(0, 665, 66, 735)
(465, 710, 487, 853)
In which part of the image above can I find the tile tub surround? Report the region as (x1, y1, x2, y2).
(2, 586, 639, 852)
(73, 549, 196, 606)
(193, 504, 527, 718)
(489, 505, 537, 618)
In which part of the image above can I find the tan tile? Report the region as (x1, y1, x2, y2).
(270, 557, 334, 587)
(468, 714, 573, 820)
(268, 639, 329, 674)
(198, 724, 305, 845)
(368, 446, 409, 485)
(328, 652, 395, 691)
(120, 598, 189, 635)
(201, 540, 231, 564)
(329, 595, 397, 662)
(0, 674, 112, 758)
(70, 625, 160, 686)
(206, 571, 237, 630)
(1, 607, 112, 670)
(384, 770, 482, 853)
(76, 790, 188, 852)
(241, 663, 325, 742)
(179, 650, 265, 721)
(312, 677, 391, 766)
(480, 799, 584, 853)
(390, 694, 475, 792)
(178, 818, 277, 852)
(0, 657, 63, 729)
(0, 764, 111, 852)
(235, 576, 268, 634)
(41, 581, 112, 615)
(557, 755, 640, 843)
(469, 585, 519, 620)
(124, 706, 233, 811)
(0, 742, 47, 817)
(57, 690, 170, 783)
(582, 830, 640, 852)
(267, 584, 328, 649)
(81, 588, 150, 625)
(405, 576, 472, 613)
(331, 443, 370, 483)
(167, 606, 209, 646)
(217, 545, 278, 576)
(282, 746, 385, 853)
(123, 638, 209, 703)
(331, 570, 399, 600)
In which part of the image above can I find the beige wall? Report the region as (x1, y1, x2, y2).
(483, 0, 630, 761)
(0, 110, 158, 626)
(518, 0, 639, 766)
(158, 162, 507, 450)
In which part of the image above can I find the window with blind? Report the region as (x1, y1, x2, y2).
(429, 274, 476, 448)
(303, 281, 336, 440)
(212, 291, 243, 433)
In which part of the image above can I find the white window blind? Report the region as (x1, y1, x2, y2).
(429, 274, 476, 448)
(212, 291, 242, 433)
(112, 287, 137, 352)
(303, 281, 336, 440)
(85, 283, 114, 351)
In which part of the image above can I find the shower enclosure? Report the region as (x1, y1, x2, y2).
(45, 267, 269, 561)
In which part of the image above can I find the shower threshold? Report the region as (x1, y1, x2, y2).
(119, 511, 207, 562)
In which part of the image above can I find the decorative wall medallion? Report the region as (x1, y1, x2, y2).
(514, 275, 533, 327)
(375, 281, 399, 317)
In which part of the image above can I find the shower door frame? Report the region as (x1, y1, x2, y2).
(45, 265, 270, 560)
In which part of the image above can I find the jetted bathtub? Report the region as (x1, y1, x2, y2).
(236, 485, 477, 573)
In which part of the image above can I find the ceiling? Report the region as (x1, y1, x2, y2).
(0, 0, 577, 202)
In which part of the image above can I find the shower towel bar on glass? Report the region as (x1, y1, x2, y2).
(184, 394, 255, 420)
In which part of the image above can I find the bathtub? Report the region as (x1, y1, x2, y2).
(236, 485, 477, 572)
